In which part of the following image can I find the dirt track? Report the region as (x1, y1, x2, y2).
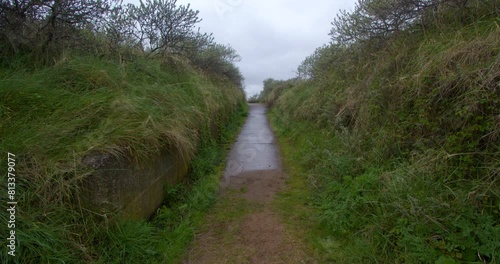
(184, 104, 315, 264)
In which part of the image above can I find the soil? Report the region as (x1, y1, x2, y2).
(183, 104, 316, 264)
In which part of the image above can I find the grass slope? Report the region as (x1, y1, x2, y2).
(0, 54, 246, 263)
(268, 14, 499, 264)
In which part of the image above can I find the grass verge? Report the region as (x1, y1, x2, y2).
(263, 10, 499, 263)
(269, 109, 499, 263)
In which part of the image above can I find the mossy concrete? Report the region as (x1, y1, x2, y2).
(81, 150, 186, 219)
(81, 118, 223, 220)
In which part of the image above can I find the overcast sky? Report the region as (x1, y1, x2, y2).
(127, 0, 357, 96)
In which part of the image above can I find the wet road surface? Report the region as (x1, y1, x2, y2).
(223, 103, 281, 176)
(185, 104, 315, 264)
(221, 103, 284, 202)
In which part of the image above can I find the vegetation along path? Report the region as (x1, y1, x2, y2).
(184, 104, 315, 263)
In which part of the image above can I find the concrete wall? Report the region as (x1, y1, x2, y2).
(81, 149, 187, 219)
(79, 116, 225, 220)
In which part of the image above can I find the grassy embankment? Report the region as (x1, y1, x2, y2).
(0, 55, 247, 263)
(268, 4, 499, 263)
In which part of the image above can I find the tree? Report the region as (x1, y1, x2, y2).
(190, 43, 244, 87)
(0, 0, 117, 54)
(330, 0, 442, 45)
(128, 0, 202, 55)
(0, 0, 246, 87)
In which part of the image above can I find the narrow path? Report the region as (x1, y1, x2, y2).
(184, 104, 314, 264)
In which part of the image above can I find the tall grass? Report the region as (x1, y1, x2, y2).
(0, 54, 246, 263)
(92, 105, 248, 264)
(266, 7, 499, 264)
(271, 110, 499, 263)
